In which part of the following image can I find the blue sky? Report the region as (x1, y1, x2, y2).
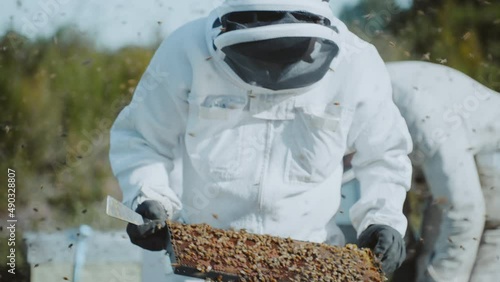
(0, 0, 412, 50)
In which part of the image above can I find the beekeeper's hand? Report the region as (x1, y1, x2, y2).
(126, 200, 169, 251)
(358, 224, 406, 274)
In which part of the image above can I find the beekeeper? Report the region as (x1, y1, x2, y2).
(387, 61, 500, 282)
(109, 0, 413, 278)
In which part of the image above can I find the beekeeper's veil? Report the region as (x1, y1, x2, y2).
(208, 0, 341, 91)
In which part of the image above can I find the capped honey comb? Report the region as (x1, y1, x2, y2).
(167, 221, 385, 282)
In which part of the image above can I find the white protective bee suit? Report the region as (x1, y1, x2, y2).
(388, 61, 500, 282)
(110, 0, 413, 280)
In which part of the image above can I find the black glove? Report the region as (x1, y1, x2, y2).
(358, 224, 406, 274)
(126, 200, 169, 251)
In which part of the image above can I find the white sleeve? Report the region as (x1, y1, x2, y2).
(346, 46, 413, 237)
(420, 129, 485, 281)
(109, 38, 191, 218)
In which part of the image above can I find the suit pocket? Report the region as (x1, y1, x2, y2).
(285, 104, 353, 184)
(185, 95, 247, 181)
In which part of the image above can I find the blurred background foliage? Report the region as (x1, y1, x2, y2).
(0, 28, 154, 226)
(0, 0, 498, 280)
(341, 0, 500, 90)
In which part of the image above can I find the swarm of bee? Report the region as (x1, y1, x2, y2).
(167, 221, 385, 282)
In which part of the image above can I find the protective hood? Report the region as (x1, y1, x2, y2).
(206, 0, 343, 92)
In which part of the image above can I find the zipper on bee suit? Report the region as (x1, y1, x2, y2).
(257, 120, 273, 212)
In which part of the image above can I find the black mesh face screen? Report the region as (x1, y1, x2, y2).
(221, 11, 331, 32)
(216, 9, 339, 90)
(222, 37, 339, 90)
(226, 37, 316, 65)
